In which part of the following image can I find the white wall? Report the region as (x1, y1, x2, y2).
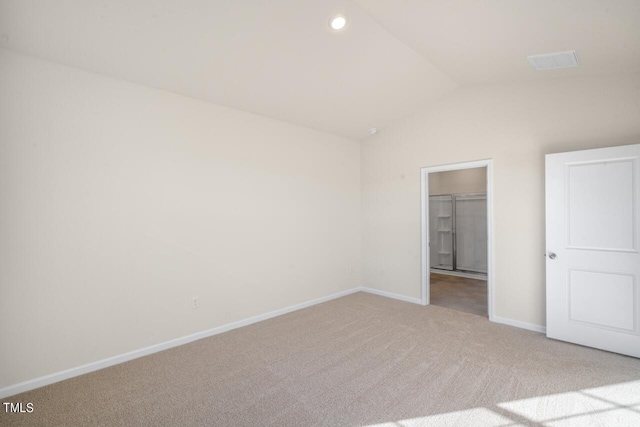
(429, 167, 486, 195)
(362, 73, 640, 327)
(0, 50, 361, 389)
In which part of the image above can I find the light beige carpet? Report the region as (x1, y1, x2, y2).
(430, 272, 488, 317)
(1, 292, 639, 426)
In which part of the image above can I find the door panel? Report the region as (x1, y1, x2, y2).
(568, 269, 635, 332)
(567, 160, 635, 251)
(546, 143, 640, 358)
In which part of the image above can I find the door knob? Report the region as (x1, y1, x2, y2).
(548, 252, 557, 260)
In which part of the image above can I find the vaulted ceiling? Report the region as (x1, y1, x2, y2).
(1, 1, 638, 140)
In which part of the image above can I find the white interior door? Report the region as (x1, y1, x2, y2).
(546, 143, 640, 358)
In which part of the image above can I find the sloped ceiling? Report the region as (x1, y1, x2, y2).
(355, 0, 640, 84)
(1, 1, 638, 140)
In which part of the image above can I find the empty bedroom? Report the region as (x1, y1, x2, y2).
(1, 1, 639, 426)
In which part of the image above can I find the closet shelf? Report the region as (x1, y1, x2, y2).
(438, 251, 451, 255)
(437, 215, 451, 218)
(438, 229, 451, 233)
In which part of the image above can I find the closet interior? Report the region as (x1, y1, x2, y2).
(428, 166, 488, 318)
(429, 193, 487, 275)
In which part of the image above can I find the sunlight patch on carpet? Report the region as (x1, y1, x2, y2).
(366, 380, 640, 427)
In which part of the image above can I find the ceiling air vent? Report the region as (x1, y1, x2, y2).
(527, 50, 579, 71)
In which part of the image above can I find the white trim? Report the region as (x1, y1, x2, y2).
(360, 287, 423, 305)
(486, 162, 495, 322)
(430, 268, 487, 281)
(423, 159, 494, 174)
(421, 159, 495, 321)
(0, 287, 360, 399)
(421, 168, 429, 305)
(493, 315, 547, 334)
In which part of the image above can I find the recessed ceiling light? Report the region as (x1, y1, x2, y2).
(329, 14, 347, 31)
(369, 128, 378, 135)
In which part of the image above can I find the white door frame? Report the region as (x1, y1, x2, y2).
(420, 159, 495, 321)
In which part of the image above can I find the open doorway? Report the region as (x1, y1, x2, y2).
(421, 160, 494, 320)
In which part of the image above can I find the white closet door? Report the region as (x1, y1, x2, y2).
(455, 195, 488, 273)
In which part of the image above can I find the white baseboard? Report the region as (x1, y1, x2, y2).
(492, 315, 546, 334)
(359, 287, 423, 305)
(0, 287, 361, 399)
(359, 288, 546, 337)
(0, 286, 545, 399)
